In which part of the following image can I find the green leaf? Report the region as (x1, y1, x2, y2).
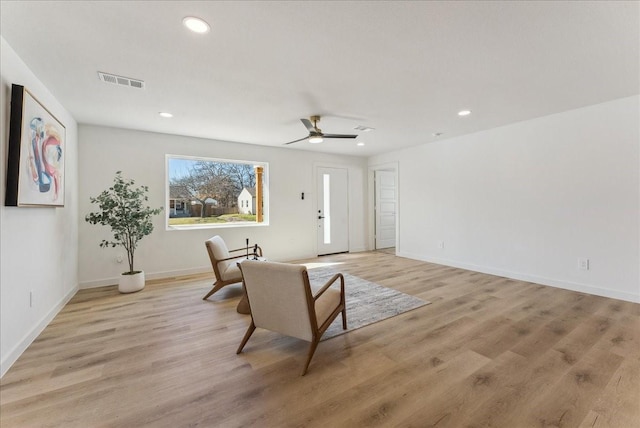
(85, 172, 162, 272)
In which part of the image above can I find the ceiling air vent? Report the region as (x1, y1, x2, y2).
(97, 71, 145, 89)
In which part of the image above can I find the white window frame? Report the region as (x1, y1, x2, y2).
(165, 154, 269, 230)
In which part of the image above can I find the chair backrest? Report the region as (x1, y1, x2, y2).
(239, 260, 314, 341)
(205, 236, 231, 279)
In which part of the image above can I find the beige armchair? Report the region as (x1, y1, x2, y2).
(203, 236, 262, 301)
(236, 260, 347, 375)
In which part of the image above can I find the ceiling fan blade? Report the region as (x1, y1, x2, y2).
(322, 133, 358, 139)
(300, 118, 316, 133)
(284, 135, 309, 145)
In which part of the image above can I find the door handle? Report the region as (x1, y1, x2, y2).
(318, 215, 325, 219)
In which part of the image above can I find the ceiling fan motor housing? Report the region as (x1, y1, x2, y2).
(310, 115, 321, 132)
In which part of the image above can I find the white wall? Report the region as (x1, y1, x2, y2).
(78, 125, 368, 287)
(0, 37, 79, 376)
(370, 96, 640, 303)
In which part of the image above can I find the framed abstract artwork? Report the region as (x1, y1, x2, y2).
(5, 84, 65, 207)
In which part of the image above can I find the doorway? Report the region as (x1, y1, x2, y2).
(316, 167, 349, 255)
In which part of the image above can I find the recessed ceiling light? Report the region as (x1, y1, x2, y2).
(159, 112, 173, 118)
(432, 132, 443, 137)
(183, 16, 210, 34)
(458, 110, 472, 116)
(357, 142, 365, 146)
(354, 125, 375, 132)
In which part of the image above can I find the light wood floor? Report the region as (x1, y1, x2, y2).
(1, 251, 639, 427)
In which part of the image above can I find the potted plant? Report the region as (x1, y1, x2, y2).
(85, 171, 162, 293)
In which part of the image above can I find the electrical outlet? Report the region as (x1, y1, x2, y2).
(116, 255, 123, 264)
(438, 241, 445, 249)
(578, 258, 590, 271)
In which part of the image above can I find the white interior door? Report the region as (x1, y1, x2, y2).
(317, 167, 349, 255)
(375, 170, 396, 249)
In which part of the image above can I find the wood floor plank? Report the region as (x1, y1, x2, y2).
(283, 349, 491, 428)
(1, 251, 638, 427)
(522, 345, 624, 427)
(394, 350, 529, 427)
(579, 357, 640, 428)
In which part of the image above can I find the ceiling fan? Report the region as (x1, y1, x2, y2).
(284, 115, 358, 145)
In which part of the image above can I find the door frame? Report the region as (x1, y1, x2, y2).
(368, 162, 399, 252)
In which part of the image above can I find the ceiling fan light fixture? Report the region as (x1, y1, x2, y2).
(308, 136, 323, 144)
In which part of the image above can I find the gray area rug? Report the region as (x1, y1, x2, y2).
(306, 267, 431, 340)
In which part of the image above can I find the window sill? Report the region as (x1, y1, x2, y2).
(166, 222, 269, 231)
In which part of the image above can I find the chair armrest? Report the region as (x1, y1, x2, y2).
(217, 253, 252, 263)
(313, 273, 344, 301)
(228, 247, 248, 253)
(228, 245, 263, 257)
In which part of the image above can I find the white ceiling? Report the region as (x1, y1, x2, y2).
(1, 1, 638, 157)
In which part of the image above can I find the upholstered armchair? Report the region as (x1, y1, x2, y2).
(203, 236, 262, 301)
(236, 260, 347, 375)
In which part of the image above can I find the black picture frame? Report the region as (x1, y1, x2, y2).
(5, 84, 65, 207)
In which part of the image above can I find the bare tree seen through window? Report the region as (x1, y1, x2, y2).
(167, 156, 265, 226)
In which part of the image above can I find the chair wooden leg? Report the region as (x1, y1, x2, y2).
(341, 307, 347, 330)
(202, 282, 225, 300)
(236, 292, 251, 314)
(237, 322, 256, 354)
(302, 339, 320, 376)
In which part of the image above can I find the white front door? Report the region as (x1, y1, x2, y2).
(317, 167, 349, 255)
(375, 170, 396, 249)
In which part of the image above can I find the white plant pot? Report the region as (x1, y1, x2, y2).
(119, 270, 145, 294)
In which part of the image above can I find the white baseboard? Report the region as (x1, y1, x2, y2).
(79, 266, 211, 289)
(397, 251, 640, 304)
(1, 284, 79, 378)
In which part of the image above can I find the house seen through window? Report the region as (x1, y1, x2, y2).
(166, 155, 268, 228)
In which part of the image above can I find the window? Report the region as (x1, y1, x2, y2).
(166, 155, 268, 229)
